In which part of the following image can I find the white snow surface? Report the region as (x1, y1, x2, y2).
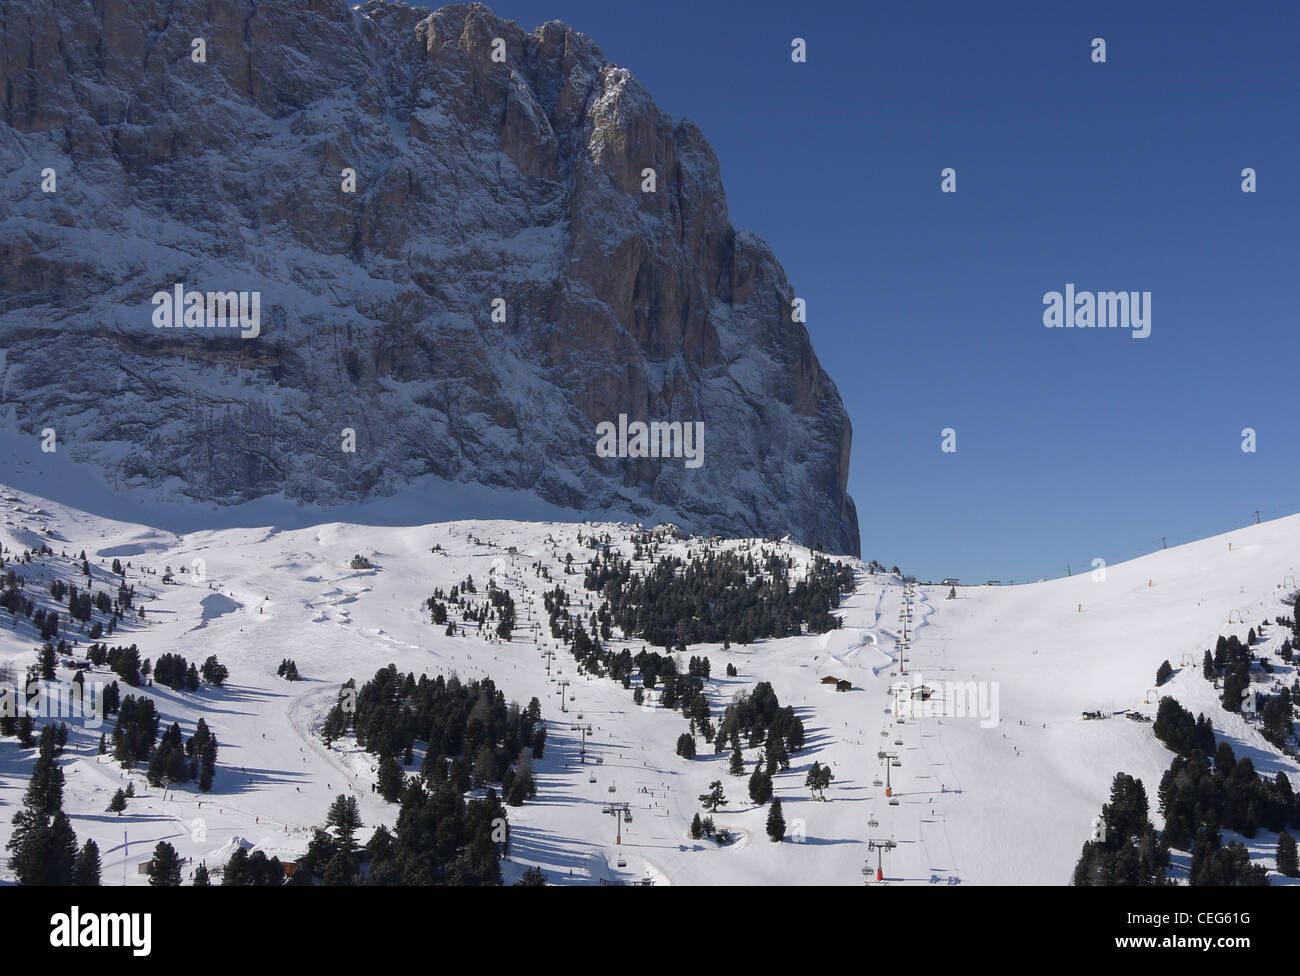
(0, 481, 1297, 886)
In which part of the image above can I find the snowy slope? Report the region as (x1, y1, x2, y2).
(0, 481, 1296, 885)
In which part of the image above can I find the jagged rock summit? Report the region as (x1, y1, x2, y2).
(0, 0, 859, 555)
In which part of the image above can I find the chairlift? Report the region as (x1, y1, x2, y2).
(888, 798, 900, 806)
(872, 777, 883, 787)
(589, 773, 597, 783)
(894, 738, 903, 746)
(608, 783, 616, 793)
(616, 854, 627, 868)
(569, 694, 576, 701)
(624, 810, 633, 823)
(868, 816, 879, 828)
(891, 759, 902, 767)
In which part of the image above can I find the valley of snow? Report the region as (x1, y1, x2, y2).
(1, 481, 1297, 886)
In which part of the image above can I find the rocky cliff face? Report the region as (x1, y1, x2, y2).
(0, 0, 859, 554)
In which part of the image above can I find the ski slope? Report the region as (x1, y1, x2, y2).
(1, 481, 1297, 885)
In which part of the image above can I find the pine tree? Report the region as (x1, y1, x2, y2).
(148, 841, 183, 886)
(222, 847, 250, 885)
(377, 755, 404, 802)
(49, 811, 79, 883)
(16, 714, 34, 748)
(1278, 831, 1299, 878)
(805, 761, 822, 797)
(193, 863, 211, 886)
(514, 866, 548, 886)
(675, 732, 696, 759)
(1155, 660, 1173, 686)
(23, 731, 65, 818)
(729, 741, 744, 776)
(6, 810, 48, 884)
(505, 776, 527, 807)
(805, 761, 835, 800)
(108, 788, 127, 814)
(200, 655, 228, 686)
(326, 794, 363, 852)
(690, 812, 704, 840)
(766, 796, 786, 842)
(322, 852, 352, 886)
(73, 839, 101, 885)
(765, 732, 789, 772)
(698, 780, 727, 812)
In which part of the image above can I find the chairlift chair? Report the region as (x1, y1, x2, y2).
(891, 759, 902, 767)
(872, 776, 883, 787)
(888, 797, 900, 806)
(589, 773, 597, 783)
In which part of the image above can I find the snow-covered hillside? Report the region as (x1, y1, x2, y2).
(1, 482, 1296, 885)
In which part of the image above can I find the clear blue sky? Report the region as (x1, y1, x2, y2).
(479, 0, 1300, 581)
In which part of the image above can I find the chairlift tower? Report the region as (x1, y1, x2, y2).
(573, 723, 594, 763)
(557, 679, 570, 713)
(603, 802, 633, 844)
(864, 837, 897, 882)
(877, 750, 900, 796)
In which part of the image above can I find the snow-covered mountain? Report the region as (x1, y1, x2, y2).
(1, 482, 1296, 885)
(0, 0, 858, 555)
